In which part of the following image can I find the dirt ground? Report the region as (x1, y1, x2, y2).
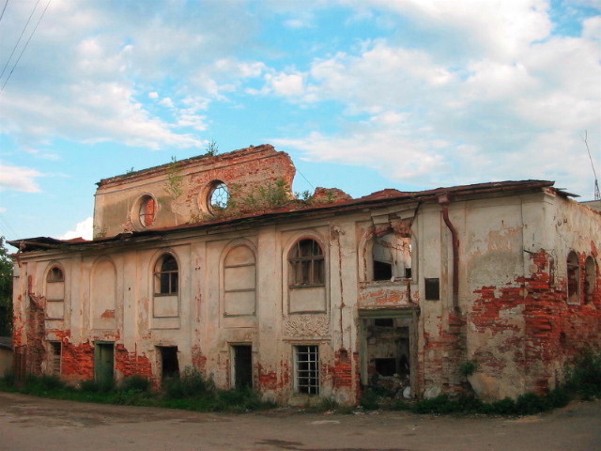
(0, 392, 600, 451)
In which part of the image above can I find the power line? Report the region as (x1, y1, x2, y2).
(0, 212, 18, 240)
(0, 0, 40, 83)
(583, 130, 600, 200)
(0, 0, 51, 93)
(0, 0, 9, 24)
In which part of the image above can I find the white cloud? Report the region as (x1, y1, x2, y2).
(0, 165, 42, 192)
(60, 217, 93, 241)
(268, 72, 306, 96)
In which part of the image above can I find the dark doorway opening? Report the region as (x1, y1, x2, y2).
(159, 346, 180, 380)
(232, 345, 253, 389)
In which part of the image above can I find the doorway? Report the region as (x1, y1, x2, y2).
(360, 311, 417, 398)
(158, 346, 180, 380)
(232, 345, 253, 389)
(94, 342, 114, 386)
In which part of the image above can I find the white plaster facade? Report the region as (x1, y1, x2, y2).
(10, 145, 601, 404)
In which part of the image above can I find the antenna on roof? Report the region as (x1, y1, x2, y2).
(584, 130, 600, 200)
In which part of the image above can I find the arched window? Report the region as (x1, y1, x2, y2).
(289, 239, 324, 287)
(154, 254, 178, 295)
(372, 232, 412, 281)
(585, 256, 597, 304)
(567, 251, 580, 304)
(46, 266, 64, 283)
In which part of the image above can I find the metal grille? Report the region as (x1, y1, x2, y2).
(295, 345, 319, 394)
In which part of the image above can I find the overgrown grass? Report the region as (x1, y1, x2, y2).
(1, 351, 599, 416)
(565, 349, 601, 400)
(396, 388, 570, 416)
(359, 350, 601, 416)
(0, 369, 273, 412)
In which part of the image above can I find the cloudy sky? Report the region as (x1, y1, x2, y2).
(0, 0, 599, 244)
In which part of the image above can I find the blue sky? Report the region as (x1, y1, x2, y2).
(0, 0, 600, 244)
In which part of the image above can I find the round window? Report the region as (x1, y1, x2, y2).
(209, 182, 229, 212)
(137, 195, 156, 227)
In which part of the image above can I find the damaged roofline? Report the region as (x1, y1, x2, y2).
(10, 179, 560, 254)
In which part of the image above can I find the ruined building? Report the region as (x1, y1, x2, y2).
(9, 145, 601, 404)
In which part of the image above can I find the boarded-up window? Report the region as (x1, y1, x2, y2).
(224, 246, 256, 316)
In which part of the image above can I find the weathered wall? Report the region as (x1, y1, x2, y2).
(11, 155, 601, 406)
(93, 145, 295, 238)
(463, 193, 601, 400)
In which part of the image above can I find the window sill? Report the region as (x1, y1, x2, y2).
(289, 284, 325, 289)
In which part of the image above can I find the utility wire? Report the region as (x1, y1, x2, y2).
(0, 213, 18, 240)
(0, 0, 9, 24)
(0, 0, 40, 83)
(583, 130, 600, 200)
(296, 167, 315, 190)
(1, 0, 50, 93)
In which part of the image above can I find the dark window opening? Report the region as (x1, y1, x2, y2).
(233, 345, 253, 389)
(425, 278, 440, 300)
(371, 232, 412, 281)
(159, 346, 180, 380)
(295, 345, 319, 394)
(375, 358, 397, 377)
(374, 318, 394, 328)
(289, 239, 325, 287)
(155, 254, 178, 295)
(46, 267, 64, 283)
(373, 260, 392, 281)
(49, 341, 61, 377)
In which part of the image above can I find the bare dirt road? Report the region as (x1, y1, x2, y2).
(0, 391, 600, 451)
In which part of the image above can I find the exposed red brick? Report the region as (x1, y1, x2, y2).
(100, 309, 115, 319)
(114, 344, 153, 380)
(191, 345, 207, 373)
(470, 249, 601, 395)
(60, 341, 94, 381)
(257, 363, 278, 391)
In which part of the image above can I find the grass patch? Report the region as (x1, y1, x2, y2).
(1, 350, 599, 416)
(565, 349, 601, 400)
(0, 368, 272, 413)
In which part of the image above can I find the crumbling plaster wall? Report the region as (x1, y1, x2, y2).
(414, 203, 463, 399)
(93, 145, 295, 238)
(460, 192, 601, 400)
(12, 213, 365, 405)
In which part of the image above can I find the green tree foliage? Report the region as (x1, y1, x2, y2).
(0, 237, 13, 336)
